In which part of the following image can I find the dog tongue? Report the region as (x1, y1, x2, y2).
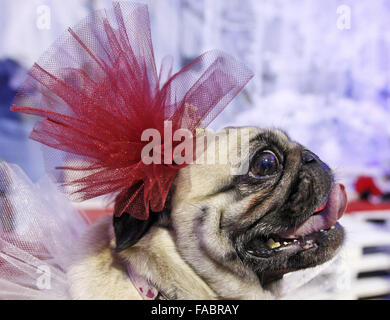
(279, 184, 347, 239)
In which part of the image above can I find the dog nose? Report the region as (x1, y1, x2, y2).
(302, 150, 317, 164)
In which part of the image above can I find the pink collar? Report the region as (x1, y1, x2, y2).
(126, 263, 167, 300)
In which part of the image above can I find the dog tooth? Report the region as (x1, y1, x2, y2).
(283, 242, 288, 245)
(266, 238, 281, 249)
(266, 238, 274, 248)
(273, 242, 281, 248)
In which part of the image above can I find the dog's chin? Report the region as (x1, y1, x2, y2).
(241, 183, 347, 287)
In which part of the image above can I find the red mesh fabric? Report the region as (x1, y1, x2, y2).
(11, 2, 253, 220)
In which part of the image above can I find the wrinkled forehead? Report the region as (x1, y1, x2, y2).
(216, 126, 294, 155)
(174, 127, 297, 200)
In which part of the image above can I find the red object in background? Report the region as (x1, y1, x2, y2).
(82, 208, 113, 223)
(355, 176, 382, 197)
(345, 175, 389, 214)
(346, 200, 390, 213)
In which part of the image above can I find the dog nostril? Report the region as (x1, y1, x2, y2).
(302, 150, 317, 164)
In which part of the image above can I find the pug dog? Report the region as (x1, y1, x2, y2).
(67, 127, 347, 300)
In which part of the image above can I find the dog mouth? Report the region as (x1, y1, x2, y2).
(246, 183, 347, 259)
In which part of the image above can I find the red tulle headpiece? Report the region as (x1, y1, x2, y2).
(11, 2, 253, 220)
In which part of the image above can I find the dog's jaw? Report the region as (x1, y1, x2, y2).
(171, 198, 274, 299)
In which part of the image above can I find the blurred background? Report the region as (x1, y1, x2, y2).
(0, 0, 390, 299)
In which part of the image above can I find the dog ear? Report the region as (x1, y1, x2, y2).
(112, 185, 173, 251)
(113, 213, 158, 251)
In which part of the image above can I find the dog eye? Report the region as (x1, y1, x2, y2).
(250, 150, 279, 177)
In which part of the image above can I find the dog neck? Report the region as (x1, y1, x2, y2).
(67, 215, 218, 299)
(67, 214, 274, 299)
(117, 225, 219, 299)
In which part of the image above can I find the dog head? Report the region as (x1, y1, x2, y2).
(114, 127, 347, 296)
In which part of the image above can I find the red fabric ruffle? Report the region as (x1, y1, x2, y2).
(11, 2, 253, 220)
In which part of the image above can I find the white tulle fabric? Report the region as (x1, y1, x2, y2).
(0, 161, 88, 300)
(0, 161, 350, 300)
